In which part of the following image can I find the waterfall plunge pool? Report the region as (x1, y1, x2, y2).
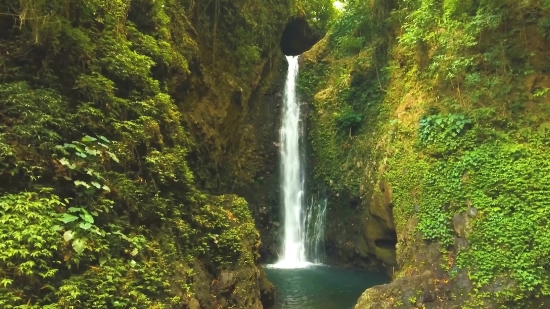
(264, 265, 389, 309)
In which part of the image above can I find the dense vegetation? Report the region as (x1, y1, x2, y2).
(300, 0, 550, 307)
(0, 0, 306, 307)
(7, 0, 550, 307)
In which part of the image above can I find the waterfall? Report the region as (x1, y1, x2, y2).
(305, 190, 327, 263)
(271, 55, 326, 269)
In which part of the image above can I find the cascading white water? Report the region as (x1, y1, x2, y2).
(274, 55, 308, 268)
(304, 191, 327, 263)
(267, 55, 327, 270)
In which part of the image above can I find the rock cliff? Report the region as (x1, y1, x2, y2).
(300, 0, 550, 307)
(0, 0, 304, 307)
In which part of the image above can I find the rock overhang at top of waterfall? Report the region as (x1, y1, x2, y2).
(280, 15, 326, 56)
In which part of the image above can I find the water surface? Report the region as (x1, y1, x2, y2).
(265, 265, 389, 309)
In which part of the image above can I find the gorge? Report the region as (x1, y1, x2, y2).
(1, 0, 550, 309)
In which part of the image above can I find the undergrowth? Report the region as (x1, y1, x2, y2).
(0, 0, 300, 307)
(302, 0, 550, 306)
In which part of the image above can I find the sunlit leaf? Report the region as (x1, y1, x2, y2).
(72, 238, 87, 254)
(82, 135, 97, 142)
(79, 222, 92, 230)
(60, 213, 79, 223)
(63, 230, 74, 241)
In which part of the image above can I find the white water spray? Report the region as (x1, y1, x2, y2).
(273, 55, 309, 268)
(268, 55, 327, 270)
(305, 191, 327, 263)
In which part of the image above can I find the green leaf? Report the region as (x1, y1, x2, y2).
(99, 256, 108, 266)
(91, 181, 101, 189)
(79, 222, 92, 230)
(60, 213, 79, 223)
(102, 185, 111, 192)
(0, 278, 13, 288)
(63, 230, 74, 242)
(74, 180, 91, 188)
(68, 207, 81, 213)
(52, 225, 64, 231)
(82, 135, 97, 142)
(85, 146, 100, 156)
(72, 238, 87, 254)
(107, 151, 120, 163)
(99, 135, 110, 143)
(80, 213, 94, 224)
(72, 144, 85, 153)
(59, 158, 71, 166)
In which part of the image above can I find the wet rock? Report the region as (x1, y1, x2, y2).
(374, 246, 397, 266)
(355, 180, 398, 266)
(454, 269, 472, 291)
(370, 180, 395, 229)
(487, 275, 516, 293)
(188, 298, 200, 309)
(454, 236, 469, 250)
(218, 270, 236, 291)
(467, 207, 478, 217)
(422, 290, 436, 303)
(259, 268, 276, 307)
(452, 213, 466, 238)
(355, 271, 437, 309)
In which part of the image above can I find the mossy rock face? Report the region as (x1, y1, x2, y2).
(354, 271, 450, 309)
(0, 0, 288, 307)
(302, 0, 550, 307)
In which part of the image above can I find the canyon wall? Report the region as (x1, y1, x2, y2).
(300, 0, 550, 308)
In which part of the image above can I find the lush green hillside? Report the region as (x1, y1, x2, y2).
(0, 0, 300, 307)
(300, 0, 550, 307)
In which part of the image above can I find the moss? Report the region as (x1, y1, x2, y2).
(0, 0, 296, 307)
(304, 0, 550, 307)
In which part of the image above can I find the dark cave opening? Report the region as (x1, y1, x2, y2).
(280, 16, 324, 56)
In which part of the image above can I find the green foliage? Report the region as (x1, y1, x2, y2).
(419, 114, 471, 142)
(303, 0, 550, 306)
(456, 140, 550, 300)
(192, 0, 291, 76)
(0, 0, 272, 306)
(301, 4, 391, 193)
(388, 117, 550, 305)
(296, 0, 337, 31)
(334, 108, 362, 133)
(330, 0, 390, 57)
(297, 61, 328, 95)
(418, 113, 473, 154)
(0, 189, 63, 307)
(194, 195, 259, 266)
